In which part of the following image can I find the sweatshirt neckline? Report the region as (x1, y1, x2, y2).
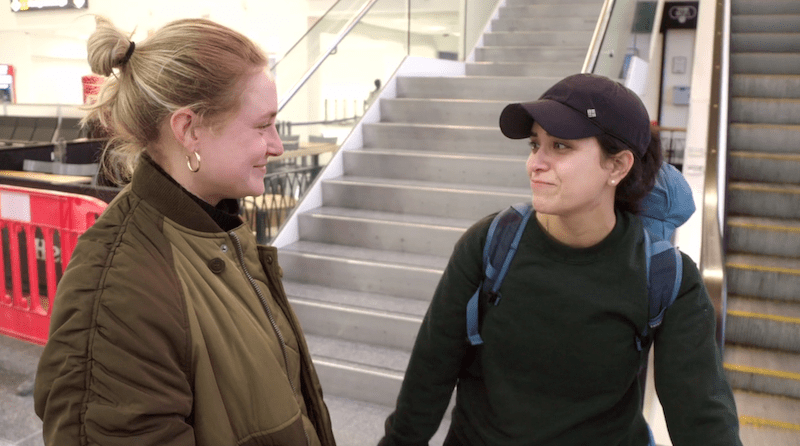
(529, 210, 633, 264)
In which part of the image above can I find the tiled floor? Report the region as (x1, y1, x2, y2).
(0, 335, 44, 446)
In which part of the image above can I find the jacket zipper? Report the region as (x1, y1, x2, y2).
(228, 231, 310, 446)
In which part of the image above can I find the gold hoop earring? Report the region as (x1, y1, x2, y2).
(186, 152, 201, 173)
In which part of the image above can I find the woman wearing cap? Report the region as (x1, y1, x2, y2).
(33, 16, 336, 446)
(379, 73, 741, 445)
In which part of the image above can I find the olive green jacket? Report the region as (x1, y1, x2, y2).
(34, 158, 336, 446)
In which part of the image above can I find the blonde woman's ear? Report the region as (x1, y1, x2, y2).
(169, 108, 199, 149)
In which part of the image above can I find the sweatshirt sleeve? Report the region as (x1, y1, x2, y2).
(653, 253, 743, 446)
(34, 227, 195, 446)
(379, 216, 491, 446)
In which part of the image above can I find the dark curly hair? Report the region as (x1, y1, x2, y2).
(596, 127, 663, 215)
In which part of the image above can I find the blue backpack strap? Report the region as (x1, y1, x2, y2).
(635, 228, 683, 351)
(466, 203, 533, 346)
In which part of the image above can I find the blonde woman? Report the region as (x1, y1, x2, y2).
(34, 16, 336, 446)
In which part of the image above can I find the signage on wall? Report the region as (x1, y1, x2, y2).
(10, 0, 88, 12)
(660, 1, 699, 31)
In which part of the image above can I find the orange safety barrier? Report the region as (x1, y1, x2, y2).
(0, 185, 107, 345)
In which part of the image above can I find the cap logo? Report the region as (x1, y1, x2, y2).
(587, 109, 597, 118)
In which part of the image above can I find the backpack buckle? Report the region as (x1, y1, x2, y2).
(487, 291, 501, 306)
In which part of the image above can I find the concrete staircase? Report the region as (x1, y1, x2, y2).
(276, 0, 604, 444)
(724, 1, 800, 445)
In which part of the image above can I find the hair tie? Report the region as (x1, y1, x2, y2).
(119, 41, 135, 65)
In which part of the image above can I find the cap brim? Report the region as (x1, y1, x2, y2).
(499, 100, 603, 141)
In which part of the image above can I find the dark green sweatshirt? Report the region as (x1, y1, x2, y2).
(382, 211, 741, 446)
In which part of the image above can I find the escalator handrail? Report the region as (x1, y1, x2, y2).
(581, 0, 616, 74)
(700, 0, 729, 350)
(277, 0, 381, 112)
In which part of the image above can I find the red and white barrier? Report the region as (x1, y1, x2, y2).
(0, 185, 106, 345)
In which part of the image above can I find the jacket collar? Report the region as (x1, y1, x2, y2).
(131, 154, 240, 233)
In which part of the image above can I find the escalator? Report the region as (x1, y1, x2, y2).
(722, 1, 800, 444)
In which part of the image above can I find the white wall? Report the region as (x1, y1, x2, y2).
(659, 29, 695, 128)
(0, 0, 310, 104)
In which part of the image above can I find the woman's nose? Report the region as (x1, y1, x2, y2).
(265, 127, 284, 156)
(527, 150, 548, 173)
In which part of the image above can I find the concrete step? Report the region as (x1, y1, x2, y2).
(362, 122, 524, 154)
(724, 344, 800, 398)
(491, 16, 597, 32)
(396, 75, 560, 101)
(475, 45, 587, 63)
(728, 151, 800, 184)
(279, 240, 446, 301)
(728, 181, 800, 219)
(728, 123, 800, 154)
(730, 74, 800, 99)
(321, 175, 529, 220)
(727, 215, 800, 258)
(505, 0, 601, 4)
(730, 98, 800, 125)
(731, 14, 800, 34)
(732, 0, 800, 15)
(297, 206, 473, 256)
(483, 31, 594, 47)
(306, 334, 407, 407)
(498, 3, 602, 18)
(733, 390, 800, 446)
(731, 33, 800, 53)
(379, 98, 509, 126)
(287, 281, 427, 351)
(465, 61, 581, 77)
(730, 97, 800, 126)
(726, 253, 800, 303)
(324, 395, 450, 446)
(731, 53, 800, 75)
(726, 295, 800, 352)
(343, 148, 528, 188)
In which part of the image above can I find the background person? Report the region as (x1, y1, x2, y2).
(379, 73, 741, 446)
(34, 16, 336, 446)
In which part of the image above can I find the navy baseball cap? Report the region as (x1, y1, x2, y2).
(499, 73, 651, 156)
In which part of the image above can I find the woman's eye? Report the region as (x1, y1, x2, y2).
(257, 123, 272, 130)
(554, 142, 569, 150)
(529, 141, 540, 151)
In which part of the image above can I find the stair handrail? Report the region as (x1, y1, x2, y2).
(700, 0, 729, 350)
(277, 0, 381, 112)
(271, 0, 350, 73)
(581, 0, 616, 73)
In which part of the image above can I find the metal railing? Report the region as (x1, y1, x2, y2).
(276, 0, 382, 112)
(582, 0, 617, 74)
(700, 0, 729, 349)
(274, 0, 503, 136)
(239, 165, 324, 244)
